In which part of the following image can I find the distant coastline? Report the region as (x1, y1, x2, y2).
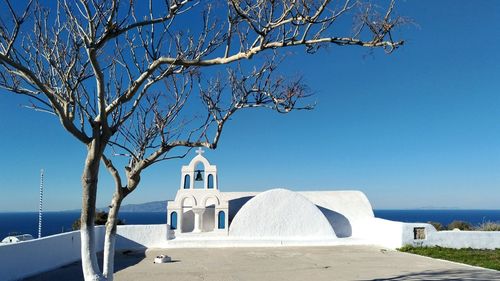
(2, 199, 499, 214)
(58, 200, 168, 213)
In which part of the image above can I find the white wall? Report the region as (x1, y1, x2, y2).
(390, 221, 500, 250)
(115, 224, 169, 249)
(229, 189, 336, 238)
(353, 218, 406, 249)
(416, 229, 500, 249)
(0, 227, 105, 281)
(202, 207, 215, 232)
(0, 225, 168, 281)
(301, 191, 374, 238)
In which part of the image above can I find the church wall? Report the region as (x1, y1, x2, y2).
(182, 209, 195, 232)
(222, 190, 374, 236)
(202, 207, 215, 231)
(223, 192, 258, 225)
(300, 191, 373, 217)
(229, 189, 336, 238)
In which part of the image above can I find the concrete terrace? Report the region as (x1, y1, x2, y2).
(26, 246, 500, 281)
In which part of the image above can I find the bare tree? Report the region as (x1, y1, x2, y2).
(0, 0, 404, 280)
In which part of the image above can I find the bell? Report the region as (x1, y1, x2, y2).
(195, 170, 203, 181)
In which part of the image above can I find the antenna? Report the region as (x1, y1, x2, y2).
(38, 169, 44, 239)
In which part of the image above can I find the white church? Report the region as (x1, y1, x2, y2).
(166, 149, 429, 246)
(166, 148, 229, 234)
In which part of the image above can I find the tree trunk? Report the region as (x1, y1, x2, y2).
(103, 193, 124, 281)
(81, 142, 106, 281)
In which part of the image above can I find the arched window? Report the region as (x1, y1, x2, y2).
(218, 211, 225, 229)
(183, 175, 190, 189)
(207, 174, 214, 189)
(170, 212, 178, 230)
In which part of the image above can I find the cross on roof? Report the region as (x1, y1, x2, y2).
(196, 147, 205, 155)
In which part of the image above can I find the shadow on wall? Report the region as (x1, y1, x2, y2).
(228, 196, 254, 226)
(317, 206, 352, 238)
(203, 205, 216, 232)
(182, 210, 195, 232)
(360, 269, 500, 281)
(115, 235, 150, 251)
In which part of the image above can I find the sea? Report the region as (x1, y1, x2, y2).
(0, 212, 166, 239)
(1, 210, 500, 239)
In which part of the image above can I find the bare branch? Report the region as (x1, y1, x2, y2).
(0, 1, 407, 277)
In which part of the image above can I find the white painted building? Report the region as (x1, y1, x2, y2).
(167, 148, 228, 235)
(165, 151, 429, 245)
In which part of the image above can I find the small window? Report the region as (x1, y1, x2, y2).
(170, 212, 177, 230)
(207, 174, 214, 189)
(218, 211, 225, 229)
(413, 227, 425, 240)
(184, 175, 190, 189)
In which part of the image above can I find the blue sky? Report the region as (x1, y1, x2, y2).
(1, 1, 499, 211)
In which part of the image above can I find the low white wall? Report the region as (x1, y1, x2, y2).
(421, 230, 500, 249)
(116, 224, 169, 249)
(396, 222, 500, 250)
(0, 224, 169, 281)
(0, 224, 170, 280)
(353, 218, 405, 249)
(0, 227, 105, 281)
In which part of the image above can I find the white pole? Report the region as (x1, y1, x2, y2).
(38, 169, 44, 239)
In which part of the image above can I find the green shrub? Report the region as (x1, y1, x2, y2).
(72, 211, 124, 230)
(447, 220, 472, 231)
(398, 244, 416, 252)
(477, 221, 500, 231)
(427, 221, 444, 231)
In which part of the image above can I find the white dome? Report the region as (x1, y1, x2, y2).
(229, 188, 336, 238)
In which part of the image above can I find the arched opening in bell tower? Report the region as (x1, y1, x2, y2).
(194, 162, 204, 189)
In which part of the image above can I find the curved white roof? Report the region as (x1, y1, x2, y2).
(229, 188, 336, 238)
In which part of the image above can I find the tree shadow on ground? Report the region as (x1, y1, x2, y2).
(23, 249, 146, 281)
(359, 269, 500, 281)
(114, 249, 147, 272)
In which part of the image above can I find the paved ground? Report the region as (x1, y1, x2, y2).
(26, 246, 500, 281)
